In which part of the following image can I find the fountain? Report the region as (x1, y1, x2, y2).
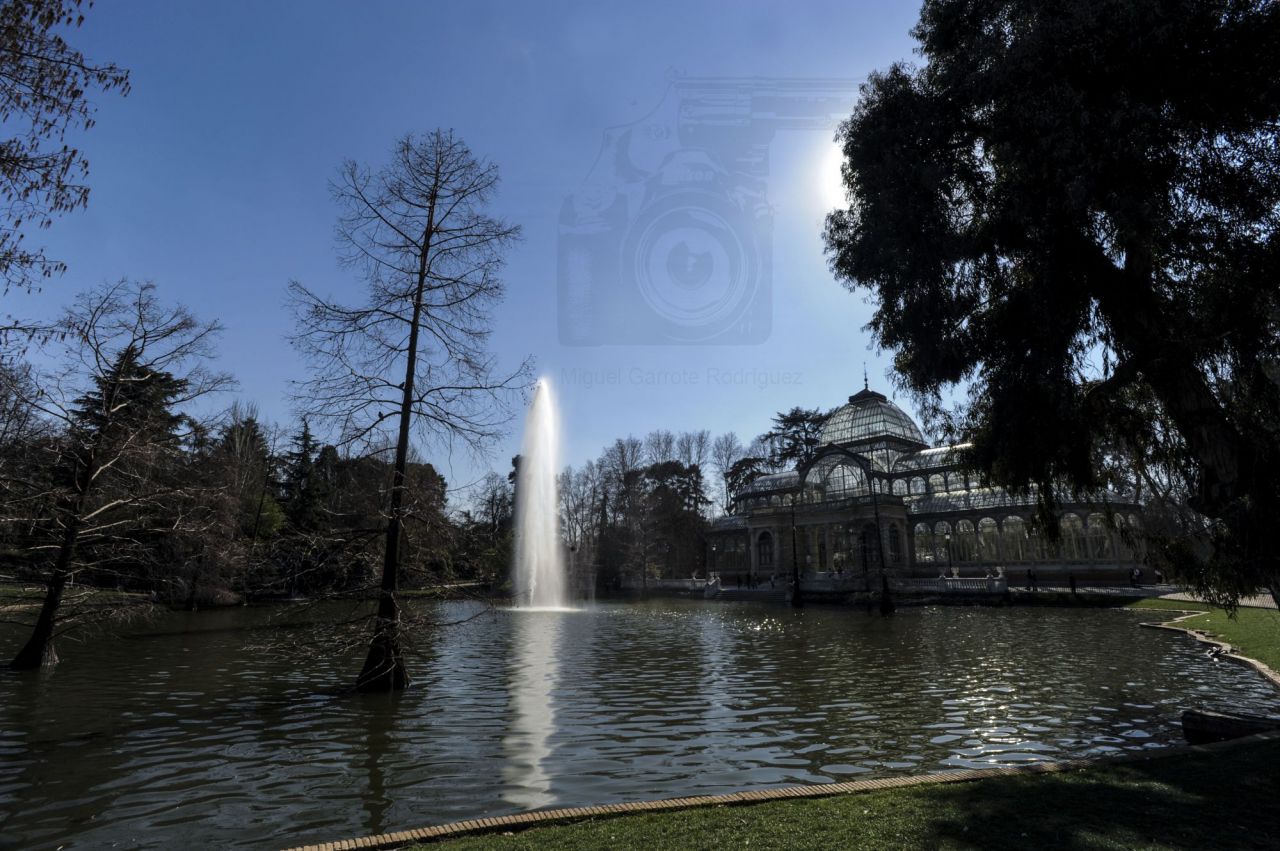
(513, 378, 568, 609)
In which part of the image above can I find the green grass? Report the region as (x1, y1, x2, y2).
(1126, 598, 1280, 671)
(420, 739, 1280, 850)
(1126, 597, 1215, 613)
(1170, 608, 1280, 671)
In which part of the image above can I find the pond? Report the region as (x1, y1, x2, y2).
(1, 600, 1276, 849)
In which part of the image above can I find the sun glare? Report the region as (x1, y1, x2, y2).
(820, 141, 847, 212)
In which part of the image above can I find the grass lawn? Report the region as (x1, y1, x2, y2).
(420, 738, 1280, 850)
(1127, 598, 1280, 671)
(1126, 598, 1215, 613)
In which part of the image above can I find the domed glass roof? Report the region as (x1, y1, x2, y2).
(820, 388, 926, 448)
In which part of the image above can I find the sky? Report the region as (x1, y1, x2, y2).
(11, 1, 925, 500)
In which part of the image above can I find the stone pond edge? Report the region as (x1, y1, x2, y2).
(281, 729, 1280, 851)
(1137, 609, 1280, 689)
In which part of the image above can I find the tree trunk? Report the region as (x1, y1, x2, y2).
(355, 182, 437, 693)
(185, 563, 201, 612)
(10, 519, 79, 670)
(356, 587, 409, 692)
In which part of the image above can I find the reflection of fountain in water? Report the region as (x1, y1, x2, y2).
(513, 378, 568, 609)
(502, 611, 561, 809)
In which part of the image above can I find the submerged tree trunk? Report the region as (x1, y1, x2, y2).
(10, 519, 79, 670)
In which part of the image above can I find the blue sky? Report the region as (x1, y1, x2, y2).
(15, 1, 924, 496)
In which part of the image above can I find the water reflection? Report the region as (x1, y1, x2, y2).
(0, 602, 1276, 849)
(502, 610, 562, 809)
(358, 693, 400, 836)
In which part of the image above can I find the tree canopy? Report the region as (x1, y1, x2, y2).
(824, 0, 1280, 605)
(0, 0, 129, 293)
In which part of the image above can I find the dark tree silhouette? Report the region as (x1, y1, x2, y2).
(291, 130, 530, 692)
(824, 0, 1280, 607)
(759, 407, 827, 470)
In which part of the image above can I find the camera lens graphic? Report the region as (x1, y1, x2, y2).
(627, 198, 757, 338)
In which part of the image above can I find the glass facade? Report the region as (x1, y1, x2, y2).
(819, 388, 926, 448)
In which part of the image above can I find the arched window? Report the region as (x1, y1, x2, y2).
(910, 477, 927, 495)
(756, 531, 774, 568)
(1087, 513, 1113, 559)
(1114, 515, 1133, 559)
(1059, 514, 1085, 560)
(956, 519, 977, 562)
(978, 517, 1000, 562)
(892, 479, 907, 496)
(1002, 516, 1027, 562)
(1027, 524, 1047, 561)
(828, 463, 866, 497)
(933, 521, 952, 563)
(802, 457, 868, 502)
(914, 522, 934, 563)
(928, 473, 945, 494)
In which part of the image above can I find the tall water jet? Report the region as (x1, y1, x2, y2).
(513, 378, 567, 608)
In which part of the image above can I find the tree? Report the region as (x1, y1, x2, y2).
(558, 460, 599, 581)
(675, 430, 711, 474)
(291, 130, 530, 691)
(0, 0, 129, 294)
(7, 281, 229, 669)
(710, 431, 744, 513)
(725, 455, 768, 506)
(758, 407, 827, 470)
(640, 460, 707, 578)
(643, 429, 675, 466)
(176, 403, 280, 610)
(823, 0, 1280, 607)
(280, 419, 323, 534)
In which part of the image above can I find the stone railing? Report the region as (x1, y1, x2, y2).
(892, 577, 1008, 594)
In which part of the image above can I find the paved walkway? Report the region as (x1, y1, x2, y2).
(1158, 590, 1277, 610)
(1007, 583, 1277, 610)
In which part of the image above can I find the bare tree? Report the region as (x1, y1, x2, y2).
(558, 460, 600, 571)
(5, 280, 230, 669)
(290, 130, 530, 692)
(710, 431, 744, 514)
(675, 429, 711, 469)
(0, 0, 129, 295)
(643, 429, 675, 466)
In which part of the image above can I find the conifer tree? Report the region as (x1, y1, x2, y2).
(8, 281, 229, 669)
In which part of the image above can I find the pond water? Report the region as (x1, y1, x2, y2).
(1, 600, 1276, 849)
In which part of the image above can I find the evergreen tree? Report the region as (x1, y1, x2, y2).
(758, 407, 827, 470)
(281, 420, 324, 532)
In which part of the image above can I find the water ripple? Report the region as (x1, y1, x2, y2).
(0, 601, 1276, 849)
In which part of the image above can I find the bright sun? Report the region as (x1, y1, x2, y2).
(820, 141, 847, 212)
